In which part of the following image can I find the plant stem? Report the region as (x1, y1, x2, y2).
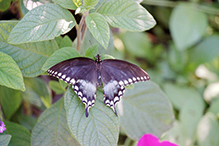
(76, 11, 88, 52)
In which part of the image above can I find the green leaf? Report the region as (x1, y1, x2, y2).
(0, 52, 25, 91)
(59, 80, 68, 90)
(8, 3, 76, 44)
(0, 86, 22, 120)
(170, 4, 208, 50)
(49, 80, 65, 95)
(85, 13, 110, 49)
(23, 77, 51, 108)
(98, 0, 156, 32)
(81, 29, 114, 55)
(119, 81, 174, 140)
(42, 47, 80, 71)
(163, 83, 201, 110)
(84, 0, 99, 9)
(31, 98, 80, 146)
(60, 35, 73, 48)
(122, 32, 152, 59)
(179, 95, 205, 145)
(16, 114, 36, 131)
(64, 87, 119, 146)
(2, 121, 31, 146)
(20, 0, 52, 15)
(190, 35, 219, 65)
(0, 0, 11, 11)
(0, 21, 59, 77)
(84, 44, 99, 58)
(53, 0, 77, 10)
(197, 113, 219, 146)
(0, 134, 11, 146)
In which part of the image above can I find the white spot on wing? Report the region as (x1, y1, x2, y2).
(70, 79, 75, 84)
(119, 81, 124, 86)
(82, 97, 87, 103)
(66, 77, 70, 82)
(137, 77, 140, 80)
(62, 74, 66, 79)
(118, 91, 122, 96)
(124, 80, 128, 85)
(128, 78, 132, 83)
(114, 96, 119, 103)
(133, 77, 136, 81)
(74, 85, 79, 91)
(141, 77, 144, 80)
(58, 73, 62, 76)
(78, 91, 82, 97)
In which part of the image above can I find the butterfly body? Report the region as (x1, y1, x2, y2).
(47, 54, 150, 117)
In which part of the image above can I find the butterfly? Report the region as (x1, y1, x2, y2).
(47, 54, 150, 117)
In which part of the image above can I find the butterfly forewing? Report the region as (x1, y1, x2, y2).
(100, 59, 150, 114)
(47, 57, 97, 117)
(47, 55, 150, 117)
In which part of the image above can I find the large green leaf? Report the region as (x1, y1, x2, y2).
(64, 87, 119, 146)
(0, 21, 59, 77)
(0, 52, 25, 91)
(0, 86, 22, 120)
(163, 83, 201, 110)
(8, 3, 76, 44)
(31, 98, 80, 146)
(42, 47, 80, 71)
(178, 95, 205, 145)
(52, 0, 77, 10)
(98, 0, 156, 31)
(170, 4, 208, 50)
(85, 13, 110, 49)
(23, 77, 51, 108)
(2, 121, 31, 146)
(122, 32, 152, 59)
(197, 113, 219, 146)
(119, 81, 174, 140)
(190, 35, 219, 65)
(0, 134, 11, 146)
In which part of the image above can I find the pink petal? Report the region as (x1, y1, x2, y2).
(137, 134, 178, 146)
(137, 134, 159, 146)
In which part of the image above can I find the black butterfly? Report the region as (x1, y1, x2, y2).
(47, 54, 150, 117)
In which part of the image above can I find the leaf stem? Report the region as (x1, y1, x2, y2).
(76, 11, 88, 52)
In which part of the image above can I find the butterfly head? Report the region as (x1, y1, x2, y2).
(96, 54, 101, 63)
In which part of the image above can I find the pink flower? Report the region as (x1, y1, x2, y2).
(0, 120, 6, 133)
(137, 134, 178, 146)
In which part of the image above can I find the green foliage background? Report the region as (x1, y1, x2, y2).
(0, 0, 219, 146)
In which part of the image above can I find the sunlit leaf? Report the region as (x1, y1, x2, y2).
(170, 4, 208, 50)
(85, 13, 110, 49)
(98, 0, 156, 31)
(64, 87, 119, 146)
(31, 98, 80, 146)
(8, 3, 76, 44)
(119, 81, 174, 140)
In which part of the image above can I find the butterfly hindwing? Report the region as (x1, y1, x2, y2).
(47, 55, 150, 117)
(101, 59, 150, 114)
(47, 57, 97, 117)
